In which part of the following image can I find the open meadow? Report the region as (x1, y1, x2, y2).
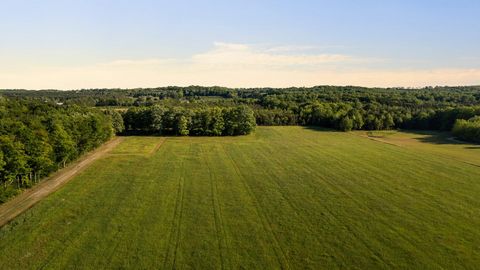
(1, 127, 480, 269)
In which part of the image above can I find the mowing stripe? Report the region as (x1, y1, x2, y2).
(163, 143, 190, 269)
(202, 145, 230, 270)
(222, 144, 291, 270)
(264, 131, 460, 268)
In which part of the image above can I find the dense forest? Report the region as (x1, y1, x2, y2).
(1, 85, 480, 202)
(0, 98, 122, 202)
(2, 85, 480, 136)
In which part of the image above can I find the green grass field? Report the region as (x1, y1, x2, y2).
(1, 127, 480, 269)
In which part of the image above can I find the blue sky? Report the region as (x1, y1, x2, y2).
(1, 0, 479, 89)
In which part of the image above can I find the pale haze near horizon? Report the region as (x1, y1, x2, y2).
(1, 0, 479, 89)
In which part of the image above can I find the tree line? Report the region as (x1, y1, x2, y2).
(122, 105, 256, 136)
(0, 98, 123, 202)
(2, 85, 480, 108)
(2, 85, 480, 142)
(255, 102, 480, 132)
(452, 117, 480, 143)
(0, 97, 256, 203)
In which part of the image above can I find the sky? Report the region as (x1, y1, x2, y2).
(1, 0, 479, 89)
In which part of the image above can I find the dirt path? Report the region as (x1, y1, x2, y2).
(0, 137, 123, 228)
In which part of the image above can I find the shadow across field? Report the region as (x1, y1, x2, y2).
(305, 126, 480, 151)
(301, 126, 338, 132)
(407, 130, 479, 148)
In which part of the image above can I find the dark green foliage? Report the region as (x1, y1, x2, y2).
(0, 136, 28, 188)
(105, 110, 125, 134)
(0, 98, 116, 202)
(3, 85, 480, 139)
(338, 116, 354, 131)
(452, 117, 480, 143)
(123, 105, 256, 136)
(223, 106, 256, 135)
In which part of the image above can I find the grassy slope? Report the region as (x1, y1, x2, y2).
(1, 127, 480, 269)
(356, 130, 480, 167)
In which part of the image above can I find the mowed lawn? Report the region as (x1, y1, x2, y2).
(1, 127, 480, 269)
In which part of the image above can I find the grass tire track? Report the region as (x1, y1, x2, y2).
(203, 144, 231, 270)
(163, 144, 191, 270)
(222, 144, 291, 270)
(275, 131, 448, 268)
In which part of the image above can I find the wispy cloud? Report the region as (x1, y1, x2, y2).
(0, 42, 479, 89)
(263, 44, 347, 53)
(191, 42, 352, 69)
(264, 45, 319, 53)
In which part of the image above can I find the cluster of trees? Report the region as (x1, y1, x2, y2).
(0, 98, 122, 202)
(255, 102, 480, 132)
(122, 105, 256, 136)
(452, 117, 480, 143)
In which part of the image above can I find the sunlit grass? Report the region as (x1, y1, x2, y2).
(1, 127, 480, 269)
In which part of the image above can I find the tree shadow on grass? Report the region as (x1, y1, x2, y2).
(399, 130, 480, 148)
(290, 126, 480, 149)
(301, 126, 337, 132)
